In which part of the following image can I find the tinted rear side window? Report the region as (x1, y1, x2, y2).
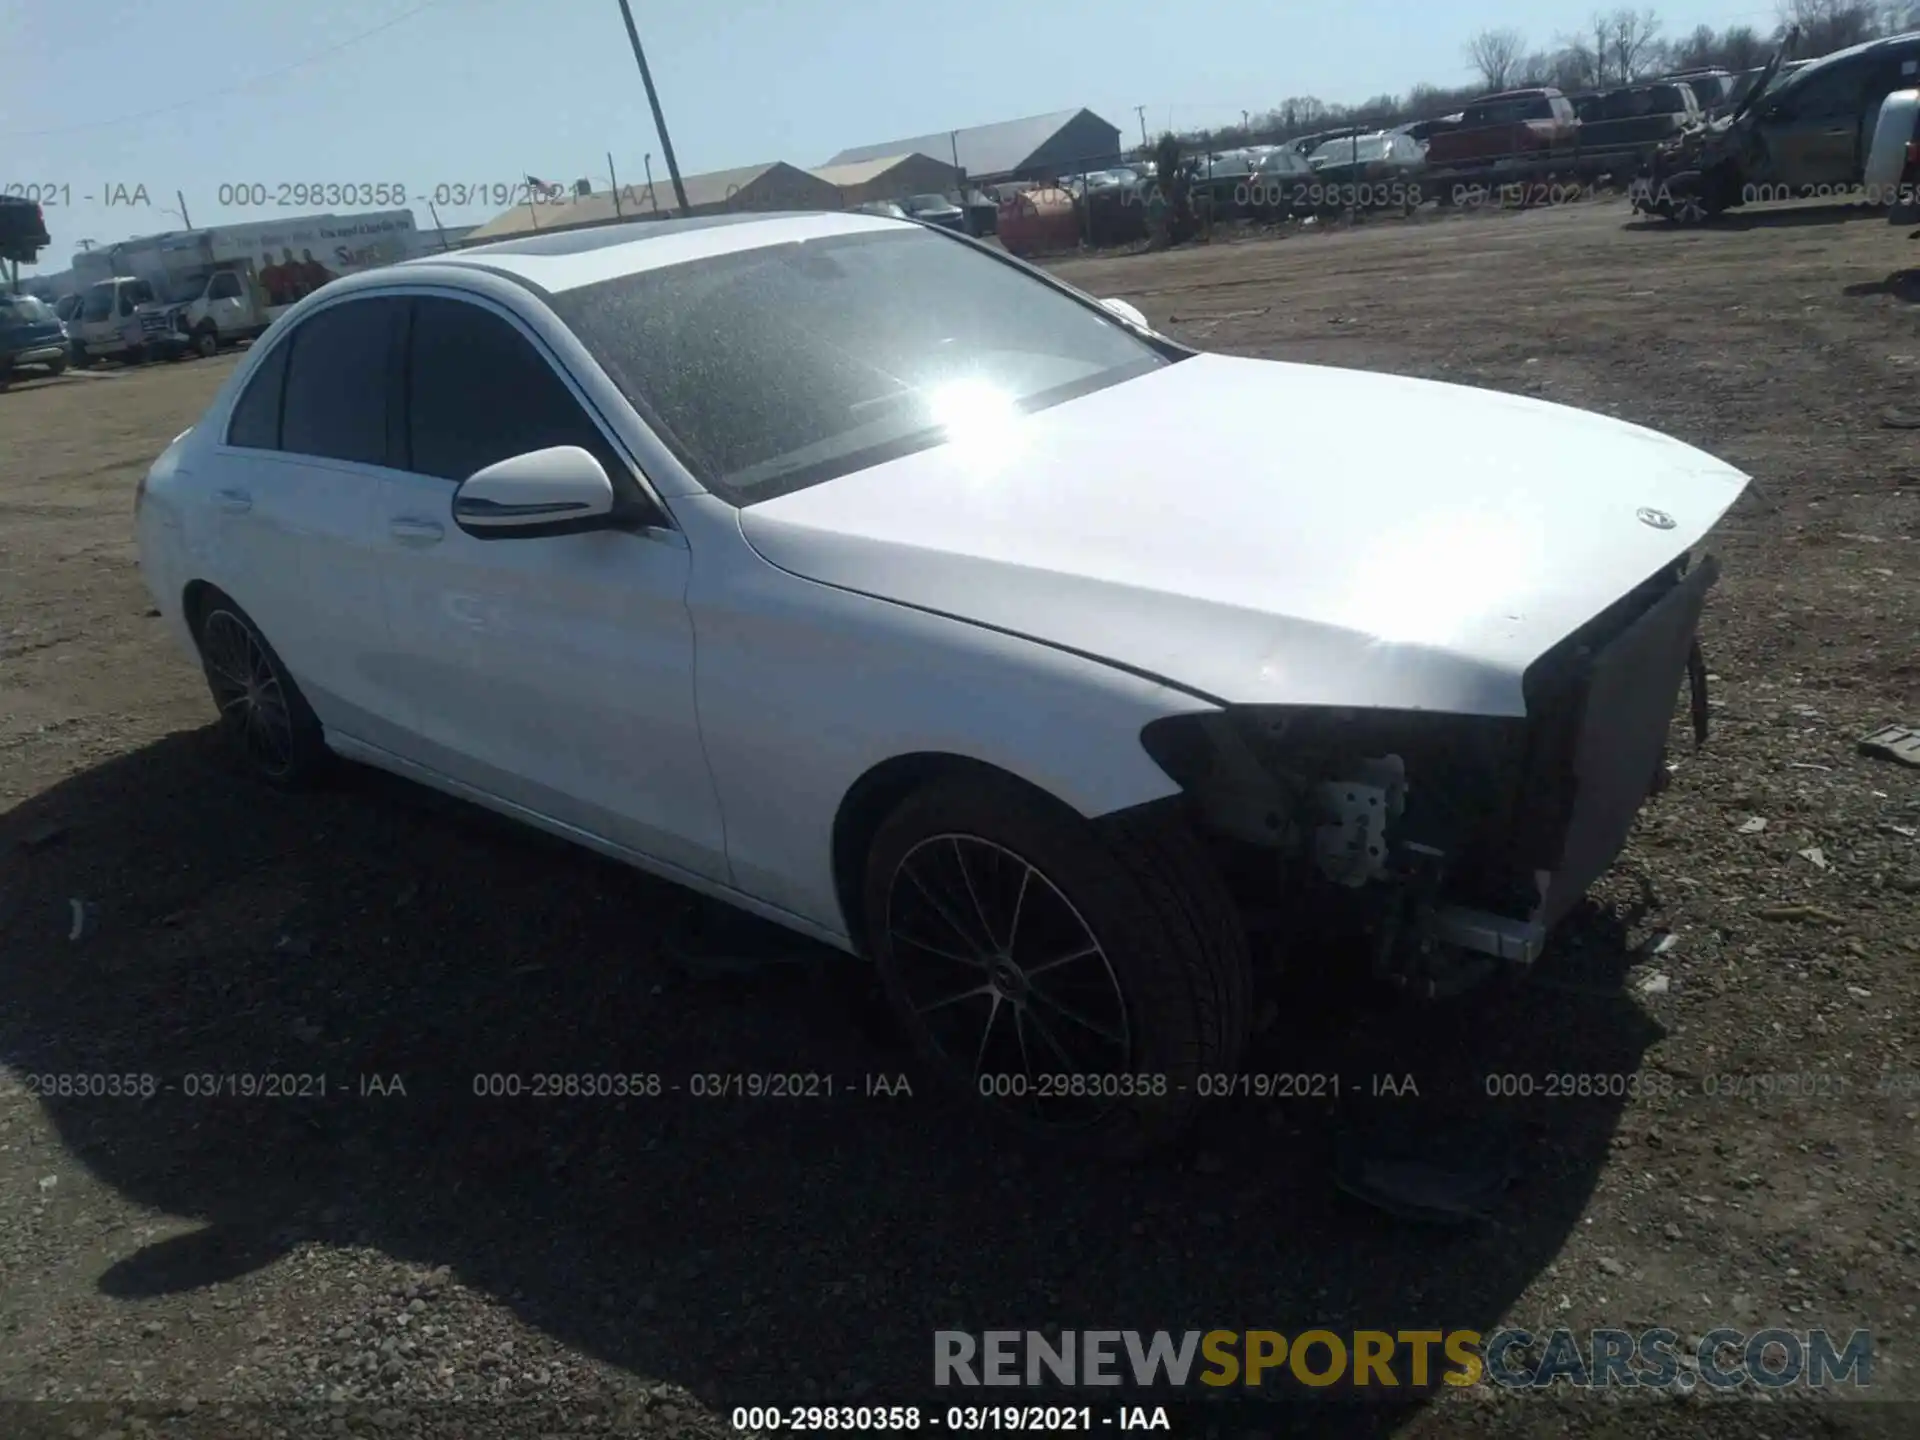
(280, 297, 401, 465)
(226, 340, 291, 449)
(404, 295, 624, 482)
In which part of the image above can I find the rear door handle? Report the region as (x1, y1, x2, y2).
(388, 516, 445, 547)
(213, 487, 252, 514)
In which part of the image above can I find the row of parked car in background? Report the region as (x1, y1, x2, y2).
(8, 31, 1919, 382)
(0, 260, 292, 384)
(966, 34, 1917, 254)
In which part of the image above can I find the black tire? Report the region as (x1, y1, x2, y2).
(194, 327, 219, 359)
(124, 345, 146, 366)
(46, 353, 67, 376)
(862, 773, 1251, 1158)
(191, 595, 330, 789)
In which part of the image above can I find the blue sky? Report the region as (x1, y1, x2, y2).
(10, 0, 1788, 274)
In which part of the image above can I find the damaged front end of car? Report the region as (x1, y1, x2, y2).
(1143, 554, 1717, 999)
(1631, 31, 1795, 223)
(1630, 119, 1752, 222)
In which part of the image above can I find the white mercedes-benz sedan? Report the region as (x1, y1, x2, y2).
(136, 210, 1750, 1154)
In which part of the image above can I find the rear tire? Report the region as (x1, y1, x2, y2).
(46, 354, 67, 376)
(191, 595, 330, 789)
(862, 773, 1251, 1158)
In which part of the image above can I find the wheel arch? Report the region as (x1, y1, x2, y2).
(830, 751, 1123, 956)
(181, 578, 223, 637)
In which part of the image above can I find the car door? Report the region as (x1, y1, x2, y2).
(369, 290, 728, 882)
(205, 270, 247, 334)
(203, 294, 412, 750)
(1764, 61, 1869, 186)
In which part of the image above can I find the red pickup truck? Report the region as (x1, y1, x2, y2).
(1423, 88, 1580, 171)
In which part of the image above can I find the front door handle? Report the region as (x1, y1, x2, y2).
(213, 487, 252, 514)
(388, 516, 445, 546)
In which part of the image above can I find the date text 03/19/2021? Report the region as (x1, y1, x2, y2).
(727, 1405, 1173, 1432)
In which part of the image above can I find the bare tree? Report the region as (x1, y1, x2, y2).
(1721, 24, 1768, 67)
(1778, 0, 1881, 55)
(1672, 22, 1719, 66)
(1609, 8, 1665, 79)
(1466, 27, 1527, 89)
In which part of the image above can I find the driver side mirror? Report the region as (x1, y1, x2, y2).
(451, 445, 618, 540)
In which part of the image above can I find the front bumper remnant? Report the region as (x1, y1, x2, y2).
(1419, 557, 1719, 968)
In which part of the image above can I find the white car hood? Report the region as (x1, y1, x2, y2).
(738, 353, 1750, 717)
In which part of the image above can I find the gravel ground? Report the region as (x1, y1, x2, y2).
(1, 195, 1916, 1438)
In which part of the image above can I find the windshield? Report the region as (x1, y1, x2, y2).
(80, 284, 115, 321)
(906, 194, 954, 210)
(550, 227, 1171, 504)
(1313, 136, 1391, 162)
(1, 295, 55, 323)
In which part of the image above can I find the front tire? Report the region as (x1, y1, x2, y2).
(194, 327, 219, 359)
(862, 774, 1251, 1157)
(192, 596, 330, 789)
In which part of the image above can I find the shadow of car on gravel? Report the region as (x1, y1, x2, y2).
(0, 727, 1665, 1428)
(1621, 202, 1890, 232)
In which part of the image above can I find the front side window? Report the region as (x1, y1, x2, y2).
(1770, 62, 1862, 120)
(81, 285, 113, 321)
(550, 227, 1172, 504)
(403, 295, 626, 483)
(209, 272, 243, 300)
(278, 297, 400, 466)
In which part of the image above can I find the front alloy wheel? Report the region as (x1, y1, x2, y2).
(886, 834, 1132, 1127)
(864, 773, 1251, 1156)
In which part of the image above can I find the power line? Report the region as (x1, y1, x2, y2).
(2, 0, 451, 140)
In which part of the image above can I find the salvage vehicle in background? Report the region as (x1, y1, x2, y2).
(901, 193, 967, 232)
(1569, 82, 1704, 173)
(1634, 31, 1920, 222)
(137, 211, 1752, 1155)
(171, 266, 281, 358)
(69, 276, 189, 366)
(0, 292, 70, 381)
(1662, 68, 1738, 118)
(1303, 131, 1428, 208)
(1424, 88, 1580, 177)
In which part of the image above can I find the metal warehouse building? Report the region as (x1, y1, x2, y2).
(821, 108, 1124, 186)
(807, 153, 961, 206)
(466, 161, 842, 241)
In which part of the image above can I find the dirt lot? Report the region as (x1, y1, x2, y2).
(1, 197, 1917, 1439)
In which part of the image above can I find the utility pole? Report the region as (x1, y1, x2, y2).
(615, 0, 689, 213)
(608, 152, 624, 218)
(644, 154, 660, 211)
(176, 189, 193, 229)
(1135, 105, 1148, 148)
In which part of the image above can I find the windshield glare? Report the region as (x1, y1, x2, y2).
(551, 228, 1169, 503)
(1314, 137, 1390, 162)
(1, 295, 54, 322)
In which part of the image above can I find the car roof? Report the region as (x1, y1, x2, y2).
(408, 209, 912, 294)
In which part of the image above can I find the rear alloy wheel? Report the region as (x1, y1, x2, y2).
(863, 774, 1250, 1157)
(194, 600, 329, 788)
